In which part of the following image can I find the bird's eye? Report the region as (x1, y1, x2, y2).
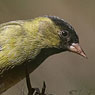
(61, 30, 68, 37)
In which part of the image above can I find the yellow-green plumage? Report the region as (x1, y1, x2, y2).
(0, 17, 60, 94)
(0, 16, 84, 94)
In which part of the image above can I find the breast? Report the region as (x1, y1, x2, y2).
(0, 49, 47, 94)
(0, 45, 62, 94)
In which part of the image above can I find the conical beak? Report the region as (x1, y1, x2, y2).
(69, 43, 87, 58)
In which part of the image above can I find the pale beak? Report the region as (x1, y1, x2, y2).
(69, 43, 87, 58)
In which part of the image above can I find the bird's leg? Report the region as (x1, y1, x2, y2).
(41, 81, 46, 94)
(25, 64, 35, 95)
(25, 64, 53, 95)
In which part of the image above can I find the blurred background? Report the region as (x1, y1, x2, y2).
(0, 0, 95, 95)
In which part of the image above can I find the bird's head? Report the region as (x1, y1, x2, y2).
(45, 16, 87, 58)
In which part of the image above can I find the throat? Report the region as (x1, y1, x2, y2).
(27, 47, 66, 73)
(34, 47, 65, 61)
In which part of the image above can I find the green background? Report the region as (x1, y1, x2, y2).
(0, 0, 95, 95)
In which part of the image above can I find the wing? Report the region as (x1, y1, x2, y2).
(0, 21, 26, 72)
(0, 20, 41, 94)
(0, 21, 40, 75)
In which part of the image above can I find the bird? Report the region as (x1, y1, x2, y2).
(0, 15, 87, 94)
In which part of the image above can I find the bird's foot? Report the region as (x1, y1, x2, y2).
(26, 74, 54, 95)
(27, 81, 54, 95)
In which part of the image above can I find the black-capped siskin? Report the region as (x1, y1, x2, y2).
(0, 16, 87, 94)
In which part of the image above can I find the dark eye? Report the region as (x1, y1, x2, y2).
(61, 30, 68, 37)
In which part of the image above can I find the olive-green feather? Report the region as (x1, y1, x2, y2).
(0, 17, 60, 77)
(0, 17, 61, 94)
